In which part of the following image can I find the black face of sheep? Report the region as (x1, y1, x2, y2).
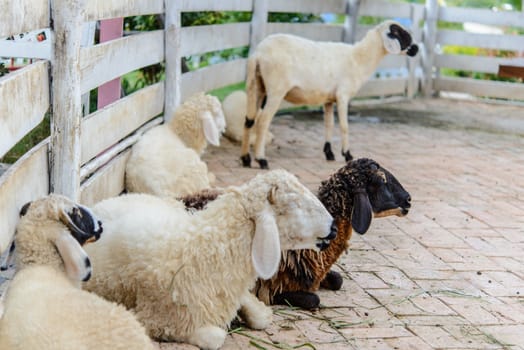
(386, 23, 419, 57)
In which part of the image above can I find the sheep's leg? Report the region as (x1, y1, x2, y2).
(319, 270, 343, 290)
(336, 98, 353, 161)
(253, 94, 283, 169)
(241, 118, 254, 167)
(188, 325, 227, 350)
(238, 290, 272, 329)
(323, 102, 336, 161)
(272, 291, 320, 310)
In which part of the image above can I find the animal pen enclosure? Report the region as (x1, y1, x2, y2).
(0, 0, 523, 256)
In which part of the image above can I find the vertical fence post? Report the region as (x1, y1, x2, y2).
(422, 0, 438, 97)
(164, 0, 181, 122)
(97, 18, 123, 109)
(249, 0, 268, 55)
(50, 0, 85, 200)
(343, 0, 360, 43)
(407, 4, 424, 98)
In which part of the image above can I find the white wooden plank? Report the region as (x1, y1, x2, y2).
(180, 23, 251, 57)
(250, 0, 268, 54)
(176, 0, 253, 12)
(0, 61, 49, 158)
(435, 54, 524, 74)
(165, 0, 182, 122)
(85, 0, 164, 21)
(81, 82, 164, 164)
(359, 0, 412, 18)
(435, 76, 524, 100)
(0, 0, 48, 37)
(80, 30, 164, 94)
(266, 0, 346, 14)
(437, 29, 524, 52)
(439, 6, 524, 28)
(181, 59, 247, 102)
(80, 149, 130, 206)
(0, 140, 49, 253)
(0, 40, 52, 60)
(265, 23, 344, 42)
(356, 77, 408, 97)
(50, 0, 84, 200)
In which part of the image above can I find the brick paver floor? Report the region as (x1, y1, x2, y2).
(2, 97, 524, 349)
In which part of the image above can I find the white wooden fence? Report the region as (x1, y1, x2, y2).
(0, 0, 523, 255)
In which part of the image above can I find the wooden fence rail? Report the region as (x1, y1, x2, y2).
(1, 0, 523, 254)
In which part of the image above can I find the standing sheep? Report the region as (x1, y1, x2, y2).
(84, 170, 337, 350)
(241, 20, 419, 168)
(180, 158, 411, 309)
(126, 92, 226, 197)
(0, 194, 155, 350)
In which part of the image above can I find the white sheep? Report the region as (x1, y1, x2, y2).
(222, 89, 273, 145)
(84, 170, 336, 350)
(0, 194, 155, 350)
(240, 20, 419, 169)
(126, 92, 226, 197)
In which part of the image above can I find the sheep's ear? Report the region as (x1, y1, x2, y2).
(201, 111, 221, 146)
(351, 191, 373, 234)
(381, 28, 401, 54)
(55, 232, 92, 282)
(252, 206, 281, 280)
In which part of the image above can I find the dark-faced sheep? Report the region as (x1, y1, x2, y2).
(180, 158, 411, 309)
(241, 20, 419, 169)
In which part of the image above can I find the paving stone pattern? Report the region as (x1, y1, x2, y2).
(2, 98, 523, 349)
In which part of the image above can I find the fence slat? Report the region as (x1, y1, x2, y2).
(435, 54, 524, 74)
(439, 6, 524, 28)
(437, 29, 524, 52)
(85, 0, 163, 21)
(80, 30, 164, 94)
(181, 59, 247, 102)
(265, 23, 344, 42)
(81, 82, 164, 164)
(359, 0, 412, 18)
(176, 0, 253, 12)
(0, 141, 49, 254)
(266, 0, 346, 14)
(435, 76, 524, 100)
(0, 0, 49, 37)
(80, 149, 130, 206)
(0, 61, 49, 158)
(0, 40, 52, 60)
(180, 23, 251, 57)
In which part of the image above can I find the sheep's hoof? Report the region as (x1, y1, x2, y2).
(320, 270, 344, 291)
(342, 150, 353, 162)
(323, 142, 335, 161)
(256, 158, 269, 169)
(241, 154, 251, 167)
(273, 291, 320, 310)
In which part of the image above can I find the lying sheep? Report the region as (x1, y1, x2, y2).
(84, 170, 336, 350)
(126, 92, 226, 197)
(241, 20, 419, 168)
(222, 90, 273, 145)
(0, 194, 155, 350)
(180, 158, 411, 309)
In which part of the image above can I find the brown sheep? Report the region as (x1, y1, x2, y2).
(179, 158, 411, 309)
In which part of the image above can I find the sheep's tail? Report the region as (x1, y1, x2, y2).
(246, 55, 263, 120)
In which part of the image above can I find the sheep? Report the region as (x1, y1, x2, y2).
(125, 92, 226, 197)
(0, 194, 155, 350)
(180, 158, 411, 309)
(222, 89, 273, 145)
(240, 20, 419, 169)
(83, 170, 337, 350)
